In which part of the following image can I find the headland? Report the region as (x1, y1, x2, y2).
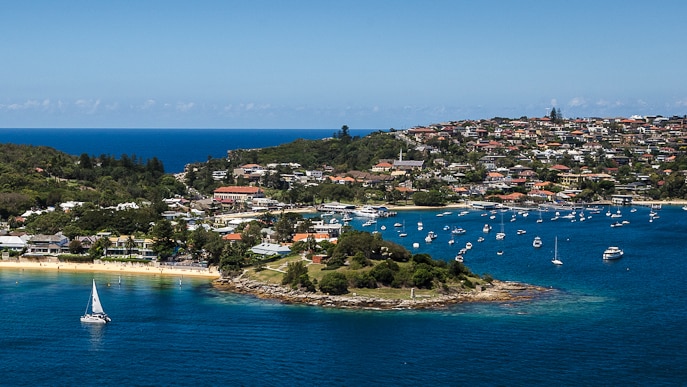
(214, 276, 551, 310)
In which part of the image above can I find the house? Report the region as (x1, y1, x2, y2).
(213, 186, 265, 203)
(250, 243, 291, 257)
(371, 162, 393, 172)
(105, 235, 156, 258)
(25, 233, 69, 256)
(0, 235, 26, 252)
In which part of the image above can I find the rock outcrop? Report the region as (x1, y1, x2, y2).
(214, 277, 550, 310)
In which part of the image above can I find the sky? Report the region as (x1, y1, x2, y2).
(1, 0, 687, 129)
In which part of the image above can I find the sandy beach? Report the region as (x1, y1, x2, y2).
(0, 260, 220, 279)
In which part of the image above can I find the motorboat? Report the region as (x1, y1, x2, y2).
(453, 227, 466, 235)
(353, 206, 380, 218)
(517, 229, 526, 235)
(532, 236, 542, 248)
(465, 242, 473, 250)
(603, 246, 624, 260)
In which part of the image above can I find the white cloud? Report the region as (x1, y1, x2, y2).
(141, 99, 156, 110)
(176, 102, 195, 112)
(568, 97, 586, 107)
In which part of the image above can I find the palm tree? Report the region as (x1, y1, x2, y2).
(125, 235, 136, 259)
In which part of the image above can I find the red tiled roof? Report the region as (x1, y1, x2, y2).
(214, 186, 262, 194)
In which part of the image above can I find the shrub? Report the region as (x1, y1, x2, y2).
(319, 272, 348, 295)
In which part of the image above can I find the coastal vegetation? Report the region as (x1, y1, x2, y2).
(263, 229, 488, 297)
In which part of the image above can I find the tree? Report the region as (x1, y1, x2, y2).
(125, 235, 136, 258)
(319, 272, 349, 295)
(282, 261, 309, 287)
(150, 219, 176, 260)
(68, 239, 84, 254)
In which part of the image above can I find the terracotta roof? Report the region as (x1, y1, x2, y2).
(214, 186, 262, 194)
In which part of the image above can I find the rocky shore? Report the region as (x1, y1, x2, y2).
(214, 277, 551, 310)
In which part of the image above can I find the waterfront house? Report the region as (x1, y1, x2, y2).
(0, 236, 26, 252)
(25, 233, 69, 256)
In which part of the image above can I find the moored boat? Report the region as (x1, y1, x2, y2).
(532, 236, 542, 248)
(603, 246, 624, 260)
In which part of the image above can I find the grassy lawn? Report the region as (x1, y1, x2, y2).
(244, 253, 487, 300)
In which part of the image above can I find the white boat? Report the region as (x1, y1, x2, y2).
(393, 222, 402, 227)
(412, 242, 419, 248)
(517, 229, 526, 235)
(425, 234, 433, 243)
(682, 206, 687, 211)
(495, 213, 505, 240)
(477, 236, 485, 242)
(465, 242, 473, 250)
(537, 210, 543, 223)
(342, 214, 353, 222)
(482, 224, 491, 233)
(80, 279, 111, 324)
(452, 227, 466, 235)
(380, 225, 386, 231)
(353, 206, 380, 218)
(454, 254, 464, 263)
(551, 237, 563, 265)
(532, 236, 542, 248)
(417, 221, 424, 231)
(496, 250, 504, 256)
(448, 238, 455, 245)
(603, 246, 624, 260)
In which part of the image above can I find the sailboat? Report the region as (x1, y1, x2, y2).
(80, 279, 111, 324)
(399, 220, 407, 237)
(495, 213, 505, 240)
(551, 236, 563, 265)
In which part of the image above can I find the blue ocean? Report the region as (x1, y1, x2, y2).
(2, 205, 687, 386)
(0, 128, 379, 173)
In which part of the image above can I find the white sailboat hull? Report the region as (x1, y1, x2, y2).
(80, 314, 111, 324)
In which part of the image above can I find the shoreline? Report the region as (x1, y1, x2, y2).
(214, 276, 552, 310)
(223, 199, 687, 219)
(0, 260, 221, 279)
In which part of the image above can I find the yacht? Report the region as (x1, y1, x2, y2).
(477, 236, 485, 243)
(603, 246, 624, 260)
(517, 229, 527, 235)
(532, 236, 542, 248)
(353, 206, 379, 218)
(482, 224, 491, 233)
(465, 242, 473, 250)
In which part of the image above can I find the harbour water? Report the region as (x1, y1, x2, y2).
(2, 205, 686, 385)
